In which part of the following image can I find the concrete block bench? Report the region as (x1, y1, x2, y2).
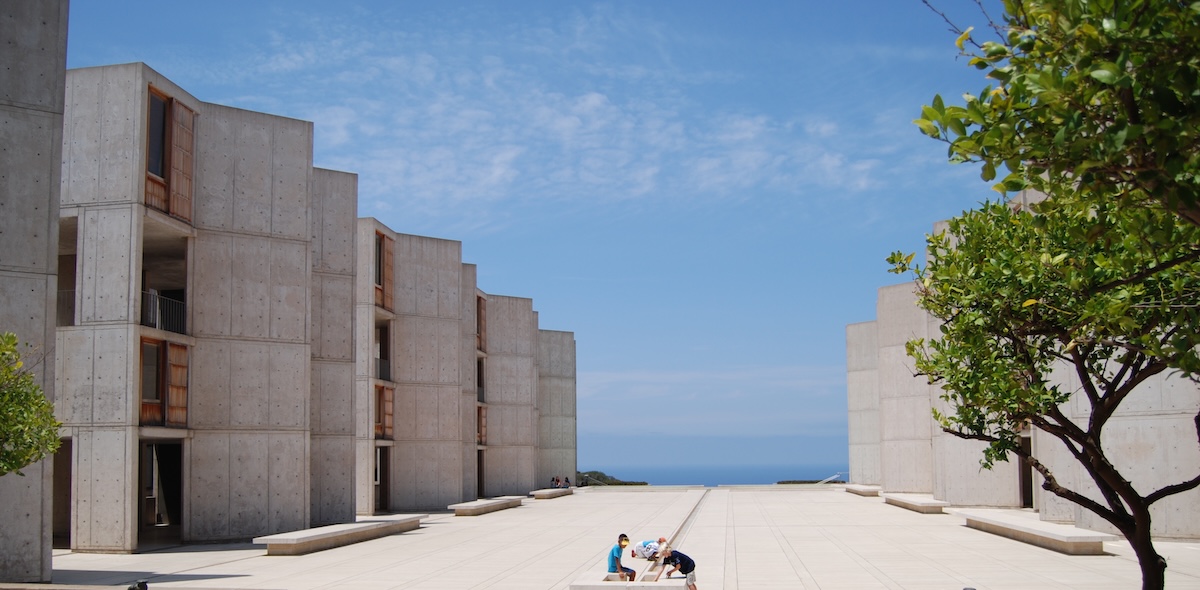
(844, 484, 880, 497)
(881, 493, 949, 514)
(567, 570, 687, 589)
(448, 495, 525, 516)
(531, 487, 573, 499)
(956, 509, 1118, 555)
(253, 513, 426, 555)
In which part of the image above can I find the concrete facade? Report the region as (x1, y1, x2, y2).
(848, 218, 1200, 538)
(54, 62, 359, 551)
(2, 49, 576, 577)
(0, 0, 69, 582)
(354, 222, 578, 512)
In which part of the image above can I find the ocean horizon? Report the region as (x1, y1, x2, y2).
(581, 463, 848, 487)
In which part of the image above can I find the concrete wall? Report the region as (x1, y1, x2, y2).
(187, 100, 314, 540)
(537, 329, 576, 486)
(845, 321, 879, 485)
(308, 168, 357, 525)
(389, 233, 465, 510)
(352, 218, 384, 514)
(460, 270, 480, 502)
(483, 295, 538, 496)
(851, 213, 1200, 538)
(874, 283, 934, 493)
(0, 1, 68, 579)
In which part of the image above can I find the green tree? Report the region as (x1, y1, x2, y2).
(889, 199, 1200, 590)
(0, 332, 60, 477)
(915, 0, 1200, 227)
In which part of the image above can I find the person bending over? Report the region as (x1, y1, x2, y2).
(655, 547, 697, 589)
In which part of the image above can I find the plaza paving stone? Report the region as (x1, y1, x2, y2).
(21, 486, 1200, 589)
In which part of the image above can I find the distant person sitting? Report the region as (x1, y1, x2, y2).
(631, 537, 666, 560)
(563, 476, 571, 487)
(608, 534, 635, 581)
(655, 547, 697, 589)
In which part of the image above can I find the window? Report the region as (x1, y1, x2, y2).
(475, 296, 485, 349)
(145, 87, 195, 222)
(476, 406, 487, 445)
(375, 324, 391, 381)
(140, 339, 188, 427)
(374, 386, 393, 440)
(374, 232, 394, 310)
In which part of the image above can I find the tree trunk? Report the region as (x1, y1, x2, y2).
(1127, 521, 1167, 590)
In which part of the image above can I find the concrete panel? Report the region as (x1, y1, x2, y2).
(230, 235, 271, 338)
(393, 441, 463, 510)
(313, 274, 354, 361)
(932, 435, 1020, 506)
(0, 1, 68, 110)
(848, 444, 880, 485)
(845, 321, 878, 372)
(310, 169, 357, 275)
(875, 283, 926, 348)
(79, 206, 136, 323)
(312, 361, 355, 436)
(310, 435, 355, 526)
(269, 345, 309, 428)
(876, 345, 926, 400)
(0, 459, 52, 581)
(187, 433, 230, 539)
(56, 328, 93, 425)
(191, 233, 233, 336)
(270, 119, 312, 240)
(354, 439, 375, 515)
(91, 326, 133, 425)
(269, 239, 309, 342)
(0, 108, 60, 273)
(193, 105, 235, 229)
(879, 394, 933, 442)
(61, 64, 140, 208)
(73, 427, 134, 551)
(484, 446, 536, 497)
(846, 371, 878, 413)
(188, 339, 231, 428)
(880, 440, 933, 493)
(229, 341, 271, 428)
(228, 433, 270, 538)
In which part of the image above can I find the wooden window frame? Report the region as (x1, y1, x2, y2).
(140, 338, 188, 427)
(145, 86, 195, 223)
(374, 385, 394, 440)
(374, 232, 394, 311)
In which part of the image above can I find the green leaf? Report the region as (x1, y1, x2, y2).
(955, 27, 974, 51)
(914, 118, 940, 137)
(1022, 299, 1039, 307)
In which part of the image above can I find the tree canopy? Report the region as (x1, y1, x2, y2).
(0, 332, 60, 477)
(915, 0, 1200, 226)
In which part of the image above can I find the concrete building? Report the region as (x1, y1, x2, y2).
(0, 0, 69, 582)
(847, 212, 1200, 539)
(355, 221, 577, 512)
(53, 62, 359, 552)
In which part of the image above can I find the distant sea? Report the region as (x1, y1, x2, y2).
(587, 464, 849, 487)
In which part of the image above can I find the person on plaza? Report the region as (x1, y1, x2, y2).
(655, 547, 697, 589)
(563, 476, 571, 487)
(631, 536, 667, 560)
(608, 533, 635, 581)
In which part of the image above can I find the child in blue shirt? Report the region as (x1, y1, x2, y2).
(608, 533, 635, 581)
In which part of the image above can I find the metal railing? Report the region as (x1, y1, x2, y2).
(141, 291, 186, 335)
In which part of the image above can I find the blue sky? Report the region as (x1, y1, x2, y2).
(67, 1, 1004, 477)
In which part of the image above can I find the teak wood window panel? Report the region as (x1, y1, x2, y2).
(140, 339, 188, 427)
(145, 87, 195, 223)
(476, 405, 487, 445)
(375, 385, 394, 440)
(374, 233, 394, 311)
(476, 296, 486, 352)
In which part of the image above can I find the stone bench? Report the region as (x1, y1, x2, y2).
(881, 492, 949, 514)
(567, 571, 687, 589)
(844, 484, 880, 497)
(956, 509, 1118, 555)
(448, 495, 525, 516)
(531, 487, 573, 499)
(253, 513, 426, 555)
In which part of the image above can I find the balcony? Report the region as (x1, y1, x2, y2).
(376, 358, 391, 382)
(141, 291, 186, 335)
(57, 290, 75, 327)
